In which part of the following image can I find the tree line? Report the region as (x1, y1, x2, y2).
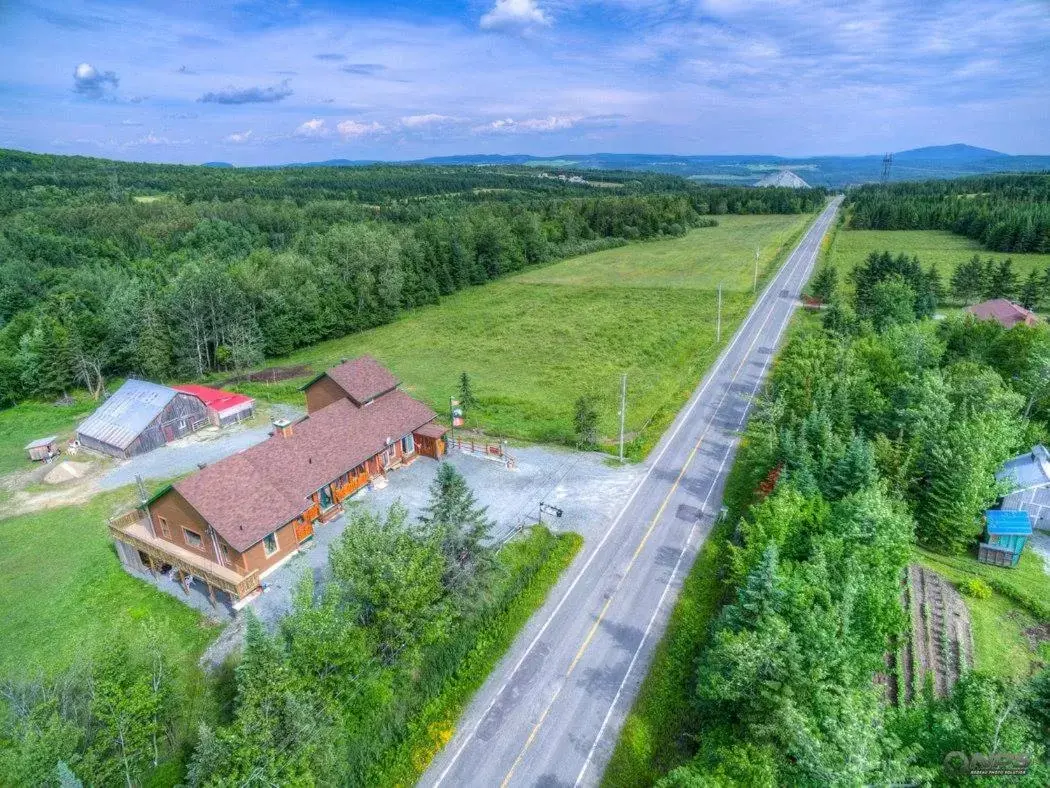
(661, 251, 1050, 783)
(0, 149, 824, 407)
(846, 173, 1050, 253)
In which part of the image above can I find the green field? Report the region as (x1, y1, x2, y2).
(0, 488, 218, 680)
(249, 213, 815, 458)
(517, 214, 811, 291)
(827, 228, 1050, 304)
(0, 398, 96, 476)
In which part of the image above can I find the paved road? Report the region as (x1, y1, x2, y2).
(421, 197, 842, 788)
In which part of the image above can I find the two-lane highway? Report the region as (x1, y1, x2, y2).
(422, 196, 842, 787)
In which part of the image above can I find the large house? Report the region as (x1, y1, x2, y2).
(109, 356, 448, 607)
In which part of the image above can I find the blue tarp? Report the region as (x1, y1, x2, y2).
(985, 509, 1033, 536)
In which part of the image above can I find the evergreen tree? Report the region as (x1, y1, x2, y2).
(420, 462, 495, 593)
(458, 371, 477, 410)
(949, 255, 987, 304)
(824, 435, 876, 500)
(986, 258, 1018, 300)
(573, 395, 599, 447)
(1020, 269, 1041, 310)
(810, 264, 838, 303)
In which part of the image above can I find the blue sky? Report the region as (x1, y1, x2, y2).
(1, 0, 1048, 165)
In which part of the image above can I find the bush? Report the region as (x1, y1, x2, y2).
(960, 578, 992, 600)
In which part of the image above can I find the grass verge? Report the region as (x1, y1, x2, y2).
(365, 527, 583, 786)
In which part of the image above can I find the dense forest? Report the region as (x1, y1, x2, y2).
(660, 253, 1050, 784)
(846, 173, 1050, 253)
(0, 148, 825, 407)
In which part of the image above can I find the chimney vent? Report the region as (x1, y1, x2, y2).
(273, 418, 293, 439)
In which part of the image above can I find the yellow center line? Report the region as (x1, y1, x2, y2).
(500, 440, 703, 786)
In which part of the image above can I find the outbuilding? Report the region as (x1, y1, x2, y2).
(172, 384, 255, 427)
(76, 379, 209, 459)
(24, 436, 59, 462)
(978, 509, 1032, 568)
(996, 444, 1050, 529)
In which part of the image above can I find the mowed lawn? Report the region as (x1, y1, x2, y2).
(0, 488, 218, 680)
(263, 213, 815, 457)
(0, 397, 96, 476)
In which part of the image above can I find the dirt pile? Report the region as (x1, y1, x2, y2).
(43, 461, 93, 485)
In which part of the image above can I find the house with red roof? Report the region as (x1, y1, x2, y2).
(109, 356, 448, 607)
(965, 298, 1039, 329)
(171, 383, 255, 427)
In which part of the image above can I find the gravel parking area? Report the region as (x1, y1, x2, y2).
(97, 405, 301, 491)
(195, 443, 644, 666)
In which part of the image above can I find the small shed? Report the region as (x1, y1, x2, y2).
(24, 436, 59, 462)
(76, 379, 208, 459)
(978, 510, 1032, 568)
(172, 384, 255, 427)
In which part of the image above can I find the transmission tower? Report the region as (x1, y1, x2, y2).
(881, 152, 893, 183)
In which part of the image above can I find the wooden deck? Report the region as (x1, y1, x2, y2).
(109, 515, 260, 600)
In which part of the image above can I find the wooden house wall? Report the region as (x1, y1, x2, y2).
(305, 376, 348, 414)
(149, 489, 228, 566)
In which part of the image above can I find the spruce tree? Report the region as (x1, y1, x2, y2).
(573, 395, 599, 447)
(421, 462, 494, 592)
(1020, 269, 1041, 310)
(810, 265, 837, 303)
(458, 371, 477, 409)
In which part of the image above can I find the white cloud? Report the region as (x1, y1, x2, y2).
(337, 119, 384, 138)
(474, 115, 580, 133)
(400, 113, 457, 128)
(480, 0, 550, 33)
(224, 130, 254, 143)
(126, 131, 188, 147)
(294, 118, 328, 137)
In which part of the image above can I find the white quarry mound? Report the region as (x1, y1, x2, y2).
(755, 169, 811, 189)
(44, 461, 93, 485)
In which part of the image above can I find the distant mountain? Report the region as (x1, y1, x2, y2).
(202, 161, 234, 168)
(252, 144, 1049, 188)
(893, 144, 1005, 161)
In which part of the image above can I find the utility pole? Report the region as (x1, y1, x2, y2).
(618, 373, 627, 463)
(716, 282, 722, 343)
(753, 246, 761, 294)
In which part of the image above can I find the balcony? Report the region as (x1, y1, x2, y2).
(109, 510, 261, 604)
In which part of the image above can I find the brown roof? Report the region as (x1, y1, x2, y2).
(966, 299, 1038, 328)
(320, 355, 399, 405)
(415, 422, 449, 439)
(170, 389, 435, 552)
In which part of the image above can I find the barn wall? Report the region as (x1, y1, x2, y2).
(77, 432, 126, 459)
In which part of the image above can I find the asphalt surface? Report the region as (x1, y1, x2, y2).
(420, 197, 842, 788)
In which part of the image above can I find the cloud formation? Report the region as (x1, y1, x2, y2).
(337, 120, 384, 138)
(294, 118, 328, 138)
(72, 62, 118, 99)
(224, 130, 254, 143)
(480, 0, 550, 33)
(199, 80, 292, 104)
(400, 113, 457, 128)
(475, 115, 579, 133)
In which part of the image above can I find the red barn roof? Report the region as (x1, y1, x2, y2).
(965, 299, 1039, 329)
(172, 384, 254, 414)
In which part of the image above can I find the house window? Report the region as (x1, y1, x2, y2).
(263, 532, 279, 557)
(183, 528, 203, 549)
(220, 543, 230, 561)
(157, 516, 171, 538)
(402, 433, 415, 454)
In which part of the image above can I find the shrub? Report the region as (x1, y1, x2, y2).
(960, 578, 992, 600)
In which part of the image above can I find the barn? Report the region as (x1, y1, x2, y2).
(996, 444, 1050, 529)
(172, 384, 255, 427)
(76, 379, 209, 459)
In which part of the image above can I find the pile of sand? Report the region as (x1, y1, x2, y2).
(44, 461, 93, 485)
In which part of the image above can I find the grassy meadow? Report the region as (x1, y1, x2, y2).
(0, 487, 219, 680)
(826, 228, 1050, 308)
(0, 397, 97, 476)
(243, 213, 815, 458)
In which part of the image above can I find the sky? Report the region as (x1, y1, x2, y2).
(1, 0, 1048, 165)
